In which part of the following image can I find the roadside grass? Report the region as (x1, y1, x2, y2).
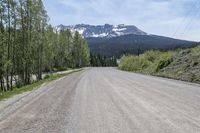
(119, 50, 173, 74)
(0, 69, 82, 101)
(119, 44, 200, 83)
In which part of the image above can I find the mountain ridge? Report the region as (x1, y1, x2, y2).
(56, 24, 197, 57)
(87, 34, 197, 57)
(56, 24, 147, 38)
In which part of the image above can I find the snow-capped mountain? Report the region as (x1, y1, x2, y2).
(56, 24, 147, 38)
(56, 24, 196, 57)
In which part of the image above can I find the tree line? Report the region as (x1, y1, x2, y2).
(0, 0, 90, 91)
(90, 54, 117, 67)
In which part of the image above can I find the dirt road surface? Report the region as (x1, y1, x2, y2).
(0, 68, 200, 133)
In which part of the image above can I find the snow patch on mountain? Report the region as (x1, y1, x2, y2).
(113, 28, 127, 32)
(92, 33, 108, 37)
(56, 24, 147, 38)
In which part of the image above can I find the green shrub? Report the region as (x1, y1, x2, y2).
(119, 55, 150, 72)
(119, 44, 200, 83)
(155, 53, 173, 72)
(119, 51, 173, 73)
(143, 51, 160, 62)
(192, 45, 200, 53)
(44, 74, 51, 79)
(191, 73, 197, 82)
(192, 60, 198, 66)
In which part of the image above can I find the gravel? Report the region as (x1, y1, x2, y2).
(0, 68, 200, 133)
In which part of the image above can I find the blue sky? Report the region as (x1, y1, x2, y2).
(43, 0, 200, 41)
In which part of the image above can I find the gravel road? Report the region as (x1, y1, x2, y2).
(0, 68, 200, 133)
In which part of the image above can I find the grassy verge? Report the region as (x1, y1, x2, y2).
(119, 44, 200, 84)
(0, 69, 82, 101)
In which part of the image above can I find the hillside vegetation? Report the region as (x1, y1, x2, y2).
(87, 34, 196, 57)
(119, 44, 200, 83)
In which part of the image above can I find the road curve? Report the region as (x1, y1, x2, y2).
(0, 68, 200, 133)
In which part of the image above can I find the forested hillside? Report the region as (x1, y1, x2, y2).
(119, 44, 200, 83)
(87, 34, 196, 57)
(90, 54, 117, 67)
(0, 0, 90, 92)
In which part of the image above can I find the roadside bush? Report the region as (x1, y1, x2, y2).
(191, 73, 197, 82)
(119, 55, 150, 72)
(155, 53, 173, 72)
(119, 51, 173, 73)
(44, 74, 51, 79)
(142, 51, 160, 62)
(119, 44, 200, 84)
(192, 45, 200, 53)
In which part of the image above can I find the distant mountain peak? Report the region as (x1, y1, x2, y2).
(56, 24, 147, 38)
